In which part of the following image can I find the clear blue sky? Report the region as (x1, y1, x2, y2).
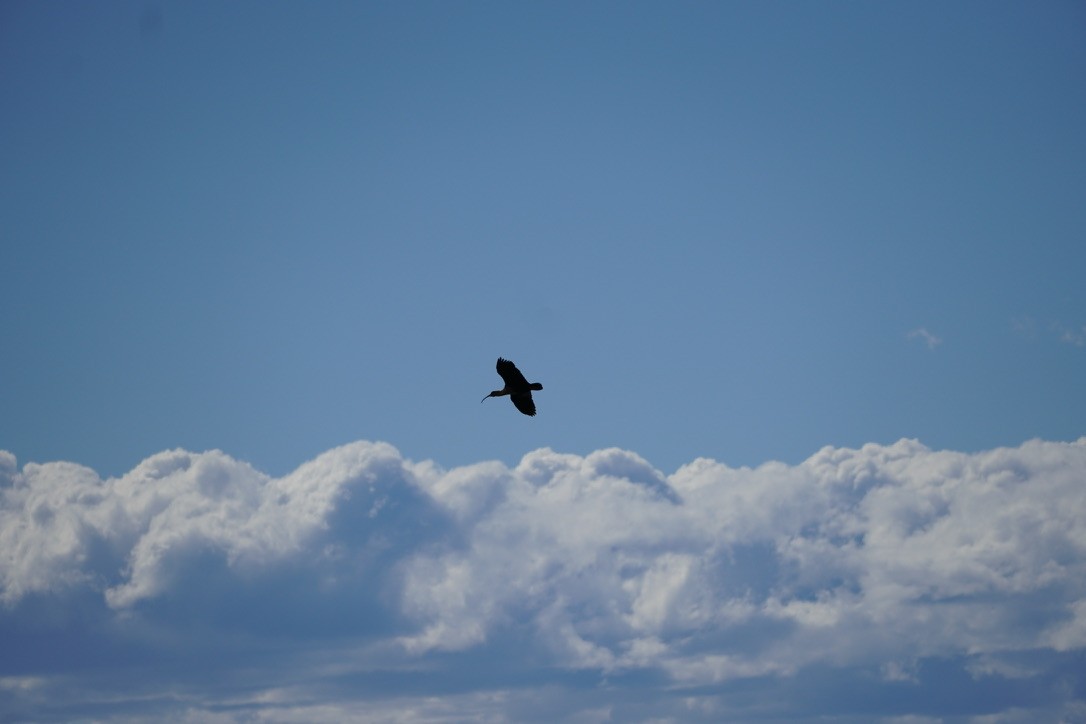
(1, 2, 1085, 722)
(2, 0, 1083, 478)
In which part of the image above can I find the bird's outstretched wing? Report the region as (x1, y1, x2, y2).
(496, 357, 530, 387)
(510, 392, 537, 416)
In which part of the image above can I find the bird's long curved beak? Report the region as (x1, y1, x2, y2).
(480, 393, 491, 403)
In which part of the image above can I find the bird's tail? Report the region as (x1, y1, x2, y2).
(530, 383, 543, 391)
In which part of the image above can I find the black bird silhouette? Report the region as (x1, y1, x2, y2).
(481, 357, 543, 416)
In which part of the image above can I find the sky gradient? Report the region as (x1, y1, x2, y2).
(2, 1, 1085, 721)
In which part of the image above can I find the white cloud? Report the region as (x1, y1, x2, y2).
(1010, 316, 1086, 348)
(907, 327, 942, 349)
(1056, 323, 1086, 347)
(2, 438, 1085, 721)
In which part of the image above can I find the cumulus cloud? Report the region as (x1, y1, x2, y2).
(1, 439, 1085, 721)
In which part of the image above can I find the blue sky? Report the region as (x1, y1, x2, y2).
(1, 2, 1085, 721)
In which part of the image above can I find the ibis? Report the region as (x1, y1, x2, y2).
(481, 357, 543, 416)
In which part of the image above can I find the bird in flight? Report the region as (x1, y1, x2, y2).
(481, 357, 543, 416)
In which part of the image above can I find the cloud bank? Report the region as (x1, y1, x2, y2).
(2, 439, 1085, 722)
